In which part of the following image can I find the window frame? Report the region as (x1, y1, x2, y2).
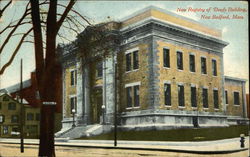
(189, 53, 196, 72)
(225, 90, 228, 104)
(233, 91, 240, 106)
(212, 59, 217, 76)
(191, 85, 197, 108)
(163, 48, 170, 68)
(164, 82, 171, 106)
(125, 47, 139, 73)
(178, 84, 185, 107)
(125, 82, 141, 109)
(213, 88, 219, 109)
(27, 113, 34, 121)
(201, 56, 207, 75)
(11, 115, 19, 123)
(70, 95, 77, 114)
(202, 87, 208, 109)
(177, 51, 183, 70)
(70, 69, 77, 86)
(8, 102, 16, 110)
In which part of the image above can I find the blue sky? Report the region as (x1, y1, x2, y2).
(0, 1, 248, 92)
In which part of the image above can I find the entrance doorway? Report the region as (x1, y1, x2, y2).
(91, 88, 103, 124)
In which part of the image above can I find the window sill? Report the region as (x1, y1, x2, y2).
(233, 105, 240, 107)
(163, 67, 170, 70)
(126, 106, 140, 110)
(201, 73, 207, 76)
(191, 107, 198, 109)
(178, 106, 185, 109)
(177, 69, 183, 72)
(125, 69, 139, 74)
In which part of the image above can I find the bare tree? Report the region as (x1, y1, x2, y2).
(0, 0, 89, 156)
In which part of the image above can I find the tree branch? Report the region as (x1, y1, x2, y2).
(0, 2, 30, 54)
(0, 28, 32, 75)
(0, 0, 12, 19)
(56, 0, 76, 34)
(57, 3, 91, 25)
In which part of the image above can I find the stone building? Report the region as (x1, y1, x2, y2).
(56, 6, 248, 138)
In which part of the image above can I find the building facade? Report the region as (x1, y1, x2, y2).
(57, 6, 248, 138)
(0, 93, 40, 138)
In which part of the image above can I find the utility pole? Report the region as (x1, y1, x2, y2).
(20, 59, 24, 153)
(113, 52, 117, 147)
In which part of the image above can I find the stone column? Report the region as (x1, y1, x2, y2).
(242, 82, 247, 118)
(104, 56, 115, 124)
(83, 66, 91, 124)
(76, 59, 84, 125)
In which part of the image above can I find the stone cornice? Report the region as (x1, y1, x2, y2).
(120, 17, 228, 47)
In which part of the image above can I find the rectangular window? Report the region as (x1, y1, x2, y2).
(0, 102, 1, 110)
(163, 48, 170, 68)
(36, 113, 40, 121)
(191, 86, 197, 107)
(3, 126, 8, 134)
(27, 113, 34, 121)
(212, 59, 217, 76)
(177, 51, 183, 70)
(126, 53, 132, 71)
(133, 51, 139, 70)
(70, 70, 77, 86)
(189, 54, 195, 72)
(134, 85, 140, 107)
(126, 87, 132, 108)
(0, 115, 4, 123)
(234, 92, 240, 105)
(96, 62, 103, 78)
(201, 57, 207, 74)
(11, 115, 19, 123)
(164, 83, 171, 106)
(70, 96, 77, 113)
(8, 102, 16, 110)
(225, 91, 228, 104)
(213, 89, 219, 109)
(178, 85, 185, 106)
(202, 88, 208, 108)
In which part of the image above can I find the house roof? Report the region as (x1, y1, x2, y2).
(1, 79, 31, 94)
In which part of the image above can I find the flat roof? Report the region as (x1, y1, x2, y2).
(120, 6, 222, 38)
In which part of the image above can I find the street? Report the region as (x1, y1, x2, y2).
(0, 143, 249, 157)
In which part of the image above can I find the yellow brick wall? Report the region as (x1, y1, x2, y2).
(225, 82, 244, 116)
(122, 8, 221, 38)
(64, 65, 77, 118)
(118, 44, 150, 112)
(157, 41, 222, 112)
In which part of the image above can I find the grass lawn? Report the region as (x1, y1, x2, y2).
(79, 125, 249, 141)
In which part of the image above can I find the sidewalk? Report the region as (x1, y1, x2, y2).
(0, 137, 249, 154)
